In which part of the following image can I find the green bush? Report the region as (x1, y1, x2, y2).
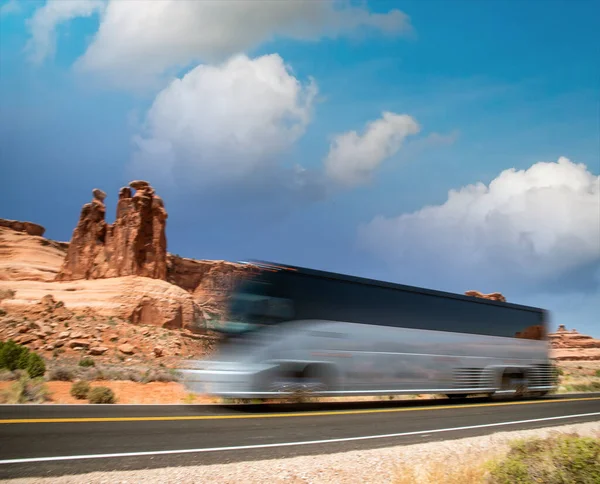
(595, 369, 600, 378)
(78, 357, 95, 368)
(26, 352, 46, 378)
(88, 386, 116, 404)
(0, 340, 30, 371)
(70, 380, 91, 400)
(488, 433, 600, 484)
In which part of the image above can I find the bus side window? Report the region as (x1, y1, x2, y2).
(265, 297, 295, 320)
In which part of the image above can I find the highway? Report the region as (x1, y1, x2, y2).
(1, 394, 599, 479)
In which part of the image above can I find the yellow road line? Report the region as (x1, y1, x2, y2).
(1, 396, 599, 425)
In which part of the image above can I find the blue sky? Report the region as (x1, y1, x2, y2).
(1, 0, 599, 336)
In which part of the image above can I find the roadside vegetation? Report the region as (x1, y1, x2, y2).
(394, 432, 600, 483)
(0, 339, 46, 378)
(555, 361, 600, 394)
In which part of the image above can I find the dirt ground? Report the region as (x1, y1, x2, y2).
(0, 380, 219, 404)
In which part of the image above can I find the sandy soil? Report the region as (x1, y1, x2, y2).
(0, 380, 219, 404)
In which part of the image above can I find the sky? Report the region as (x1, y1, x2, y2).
(1, 0, 599, 336)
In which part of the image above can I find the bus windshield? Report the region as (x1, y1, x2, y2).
(210, 276, 294, 335)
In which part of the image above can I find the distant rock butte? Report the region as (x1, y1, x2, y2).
(548, 325, 600, 361)
(464, 290, 507, 303)
(56, 181, 168, 281)
(0, 218, 46, 237)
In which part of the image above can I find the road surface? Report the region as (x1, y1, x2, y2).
(1, 393, 599, 479)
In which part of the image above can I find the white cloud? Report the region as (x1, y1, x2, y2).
(69, 0, 411, 87)
(324, 112, 420, 187)
(131, 53, 317, 185)
(358, 157, 600, 293)
(25, 0, 104, 64)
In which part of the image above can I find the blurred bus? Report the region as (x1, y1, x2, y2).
(179, 261, 557, 400)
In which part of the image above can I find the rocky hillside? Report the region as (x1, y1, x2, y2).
(0, 180, 598, 364)
(0, 180, 255, 367)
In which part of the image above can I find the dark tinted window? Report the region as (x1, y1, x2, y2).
(236, 270, 544, 339)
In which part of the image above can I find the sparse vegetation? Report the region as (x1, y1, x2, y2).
(0, 375, 51, 404)
(595, 369, 600, 378)
(563, 382, 600, 392)
(48, 366, 75, 381)
(88, 386, 116, 404)
(70, 380, 91, 400)
(142, 368, 180, 384)
(487, 433, 600, 484)
(78, 357, 95, 368)
(0, 369, 15, 381)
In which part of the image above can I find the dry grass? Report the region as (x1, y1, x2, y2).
(393, 451, 495, 484)
(392, 428, 600, 484)
(556, 361, 600, 394)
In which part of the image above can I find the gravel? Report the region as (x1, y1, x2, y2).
(6, 421, 600, 484)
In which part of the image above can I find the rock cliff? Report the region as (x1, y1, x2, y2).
(0, 223, 67, 282)
(0, 219, 46, 237)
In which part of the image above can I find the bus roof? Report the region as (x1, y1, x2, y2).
(239, 259, 547, 315)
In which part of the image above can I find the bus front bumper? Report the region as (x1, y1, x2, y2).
(178, 362, 279, 398)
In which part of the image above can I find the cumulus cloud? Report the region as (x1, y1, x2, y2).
(68, 0, 411, 87)
(25, 0, 104, 64)
(325, 112, 420, 187)
(358, 157, 600, 293)
(131, 53, 317, 188)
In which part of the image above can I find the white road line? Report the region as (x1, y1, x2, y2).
(1, 412, 599, 465)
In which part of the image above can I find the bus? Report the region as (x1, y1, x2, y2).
(179, 261, 557, 400)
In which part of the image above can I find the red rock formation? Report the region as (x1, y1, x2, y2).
(56, 189, 108, 280)
(549, 325, 600, 361)
(0, 218, 46, 237)
(167, 256, 258, 323)
(56, 181, 167, 281)
(464, 290, 507, 303)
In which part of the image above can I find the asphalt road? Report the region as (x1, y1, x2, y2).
(1, 393, 599, 479)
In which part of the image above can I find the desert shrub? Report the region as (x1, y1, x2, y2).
(488, 433, 600, 484)
(26, 352, 46, 378)
(595, 369, 600, 378)
(88, 386, 116, 404)
(0, 369, 15, 381)
(2, 375, 50, 403)
(48, 366, 75, 381)
(70, 380, 91, 400)
(142, 368, 179, 383)
(0, 339, 30, 371)
(78, 357, 95, 368)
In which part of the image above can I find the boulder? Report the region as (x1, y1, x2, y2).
(118, 343, 135, 355)
(89, 346, 108, 356)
